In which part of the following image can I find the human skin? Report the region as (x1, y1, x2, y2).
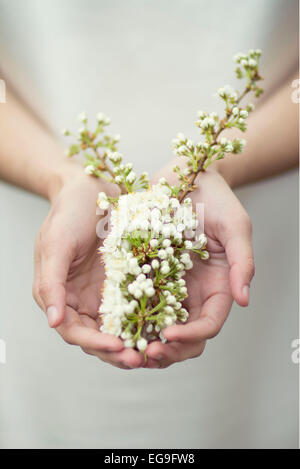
(0, 72, 298, 369)
(145, 72, 298, 368)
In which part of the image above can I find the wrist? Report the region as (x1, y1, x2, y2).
(46, 161, 83, 202)
(212, 159, 236, 188)
(47, 160, 118, 204)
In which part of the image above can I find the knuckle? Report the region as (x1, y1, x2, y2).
(189, 342, 206, 360)
(204, 316, 221, 339)
(32, 282, 39, 301)
(244, 214, 253, 234)
(40, 237, 54, 256)
(246, 256, 255, 279)
(236, 210, 252, 233)
(81, 347, 94, 356)
(38, 279, 52, 297)
(63, 334, 76, 346)
(160, 361, 171, 369)
(32, 282, 44, 309)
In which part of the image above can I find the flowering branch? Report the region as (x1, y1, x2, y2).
(63, 49, 263, 352)
(63, 112, 149, 195)
(171, 49, 263, 202)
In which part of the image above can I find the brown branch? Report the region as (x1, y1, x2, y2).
(94, 147, 127, 194)
(178, 85, 252, 202)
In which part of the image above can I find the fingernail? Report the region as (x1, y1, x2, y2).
(155, 354, 163, 361)
(46, 306, 59, 327)
(242, 285, 249, 302)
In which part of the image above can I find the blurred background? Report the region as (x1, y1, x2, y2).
(0, 0, 298, 448)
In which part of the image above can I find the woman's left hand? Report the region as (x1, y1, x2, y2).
(145, 167, 254, 368)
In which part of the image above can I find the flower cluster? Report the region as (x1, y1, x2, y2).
(65, 49, 263, 352)
(63, 112, 149, 193)
(99, 182, 208, 351)
(170, 49, 262, 200)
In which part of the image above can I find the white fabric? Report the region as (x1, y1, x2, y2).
(0, 0, 298, 448)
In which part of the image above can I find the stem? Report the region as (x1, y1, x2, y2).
(178, 85, 252, 202)
(93, 147, 128, 194)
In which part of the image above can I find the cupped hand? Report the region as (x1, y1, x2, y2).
(33, 164, 144, 369)
(145, 167, 254, 368)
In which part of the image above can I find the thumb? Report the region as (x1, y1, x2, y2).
(222, 221, 255, 307)
(39, 242, 73, 328)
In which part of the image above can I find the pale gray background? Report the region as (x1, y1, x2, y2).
(0, 0, 298, 448)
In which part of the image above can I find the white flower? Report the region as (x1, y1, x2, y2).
(145, 287, 155, 297)
(166, 247, 174, 256)
(137, 338, 147, 351)
(180, 253, 191, 265)
(98, 182, 210, 349)
(170, 198, 180, 210)
(240, 110, 248, 118)
(97, 112, 111, 124)
(218, 85, 237, 100)
(248, 58, 257, 68)
(142, 264, 151, 274)
(78, 111, 87, 122)
(150, 238, 159, 249)
(164, 316, 175, 326)
(121, 331, 132, 340)
(146, 324, 153, 333)
(197, 110, 205, 118)
(161, 264, 170, 275)
(137, 274, 146, 283)
(162, 225, 172, 238)
(158, 249, 167, 259)
(101, 315, 122, 336)
(176, 132, 186, 142)
(126, 171, 136, 183)
(159, 177, 167, 184)
(162, 239, 171, 248)
(115, 175, 123, 184)
(109, 152, 123, 163)
(193, 233, 207, 250)
(133, 288, 143, 299)
(124, 339, 134, 348)
(166, 295, 176, 305)
(84, 165, 94, 175)
(177, 223, 185, 232)
(159, 331, 167, 343)
(184, 240, 193, 249)
(201, 250, 209, 260)
(97, 192, 110, 210)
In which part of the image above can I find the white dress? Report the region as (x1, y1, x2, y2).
(0, 0, 298, 448)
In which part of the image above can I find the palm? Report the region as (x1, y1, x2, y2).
(146, 169, 252, 368)
(184, 248, 231, 325)
(184, 177, 233, 324)
(63, 235, 104, 331)
(35, 177, 140, 367)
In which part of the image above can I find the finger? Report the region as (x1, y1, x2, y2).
(33, 238, 43, 310)
(146, 339, 206, 368)
(56, 306, 124, 352)
(163, 292, 233, 342)
(39, 238, 73, 327)
(222, 220, 255, 306)
(89, 347, 144, 369)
